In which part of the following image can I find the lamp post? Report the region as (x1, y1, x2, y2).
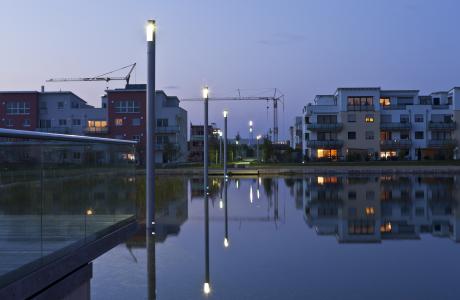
(249, 120, 253, 146)
(202, 86, 210, 295)
(146, 19, 156, 230)
(224, 179, 229, 248)
(256, 134, 262, 162)
(223, 110, 228, 178)
(218, 130, 223, 165)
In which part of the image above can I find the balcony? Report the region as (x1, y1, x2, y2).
(306, 123, 343, 132)
(380, 122, 411, 130)
(156, 143, 179, 151)
(156, 126, 180, 133)
(380, 140, 412, 149)
(432, 104, 450, 110)
(306, 140, 343, 148)
(428, 139, 456, 148)
(428, 122, 456, 131)
(347, 105, 374, 112)
(381, 105, 407, 110)
(85, 127, 109, 134)
(36, 127, 71, 134)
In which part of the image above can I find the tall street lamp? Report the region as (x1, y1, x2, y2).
(256, 134, 262, 162)
(249, 120, 253, 147)
(223, 110, 228, 178)
(146, 19, 156, 230)
(202, 86, 211, 295)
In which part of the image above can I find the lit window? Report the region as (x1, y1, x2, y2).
(365, 114, 374, 123)
(365, 207, 375, 216)
(115, 119, 123, 126)
(380, 98, 391, 106)
(380, 222, 392, 233)
(317, 149, 338, 159)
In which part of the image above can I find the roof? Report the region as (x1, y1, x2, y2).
(0, 91, 39, 94)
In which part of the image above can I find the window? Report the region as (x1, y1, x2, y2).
(317, 149, 338, 159)
(381, 114, 391, 123)
(157, 118, 169, 127)
(317, 115, 337, 124)
(380, 97, 391, 107)
(88, 120, 107, 128)
(114, 100, 139, 113)
(366, 191, 375, 200)
(304, 116, 310, 124)
(40, 120, 51, 128)
(23, 119, 30, 127)
(348, 207, 357, 217)
(73, 152, 81, 160)
(415, 190, 424, 198)
(5, 119, 13, 127)
(415, 131, 424, 139)
(57, 102, 64, 109)
(348, 191, 357, 200)
(347, 97, 373, 111)
(6, 102, 30, 115)
(132, 118, 141, 126)
(115, 118, 123, 126)
(397, 97, 413, 105)
(348, 131, 356, 140)
(72, 119, 81, 126)
(157, 135, 169, 144)
(304, 132, 309, 141)
(415, 114, 424, 123)
(71, 102, 79, 109)
(133, 135, 141, 142)
(347, 114, 356, 122)
(365, 207, 375, 216)
(59, 119, 67, 126)
(365, 131, 374, 140)
(400, 114, 409, 123)
(365, 114, 374, 123)
(433, 98, 440, 105)
(40, 101, 47, 110)
(400, 133, 410, 140)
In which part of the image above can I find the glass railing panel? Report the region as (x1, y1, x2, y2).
(0, 129, 137, 289)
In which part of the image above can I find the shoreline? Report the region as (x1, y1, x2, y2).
(146, 164, 460, 176)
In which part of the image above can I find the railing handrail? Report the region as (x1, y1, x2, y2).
(0, 128, 137, 145)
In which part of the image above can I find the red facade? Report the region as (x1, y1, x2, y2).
(0, 92, 39, 131)
(107, 89, 146, 160)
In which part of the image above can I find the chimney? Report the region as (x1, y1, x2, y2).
(41, 85, 45, 93)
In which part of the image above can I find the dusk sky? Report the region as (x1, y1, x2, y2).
(1, 0, 460, 138)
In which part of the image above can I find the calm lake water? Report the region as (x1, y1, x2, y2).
(91, 175, 460, 300)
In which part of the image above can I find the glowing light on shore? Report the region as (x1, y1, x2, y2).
(224, 238, 229, 248)
(250, 185, 253, 203)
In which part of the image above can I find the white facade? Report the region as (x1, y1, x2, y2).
(302, 87, 460, 160)
(38, 91, 106, 135)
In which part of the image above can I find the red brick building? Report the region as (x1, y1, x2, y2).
(106, 84, 188, 163)
(0, 92, 39, 130)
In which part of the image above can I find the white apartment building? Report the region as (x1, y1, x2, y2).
(37, 91, 106, 135)
(302, 87, 460, 160)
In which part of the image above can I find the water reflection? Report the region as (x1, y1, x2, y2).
(304, 175, 460, 243)
(94, 174, 460, 300)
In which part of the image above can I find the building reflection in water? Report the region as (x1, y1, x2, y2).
(304, 175, 460, 243)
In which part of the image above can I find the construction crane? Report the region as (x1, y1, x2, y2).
(46, 63, 137, 85)
(182, 89, 284, 142)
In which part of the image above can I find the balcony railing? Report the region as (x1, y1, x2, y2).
(380, 122, 412, 130)
(85, 127, 109, 134)
(347, 105, 374, 111)
(306, 123, 343, 131)
(428, 122, 456, 130)
(0, 128, 137, 298)
(432, 104, 450, 110)
(380, 140, 412, 149)
(306, 140, 344, 148)
(156, 143, 179, 151)
(428, 139, 456, 148)
(381, 105, 407, 110)
(156, 126, 180, 133)
(36, 127, 71, 134)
